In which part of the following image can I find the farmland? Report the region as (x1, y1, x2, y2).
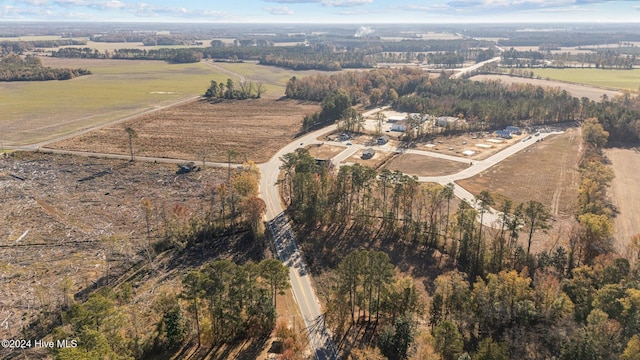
(458, 127, 581, 214)
(606, 146, 640, 253)
(0, 58, 223, 146)
(0, 58, 324, 147)
(531, 68, 640, 92)
(47, 97, 320, 163)
(470, 74, 623, 101)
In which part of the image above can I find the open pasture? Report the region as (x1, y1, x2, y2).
(532, 68, 640, 92)
(0, 58, 226, 146)
(1, 58, 327, 147)
(47, 97, 320, 163)
(470, 74, 623, 100)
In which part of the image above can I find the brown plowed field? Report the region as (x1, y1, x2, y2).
(605, 146, 640, 253)
(47, 98, 320, 163)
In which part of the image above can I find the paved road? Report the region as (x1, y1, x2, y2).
(451, 56, 502, 79)
(258, 107, 385, 359)
(259, 124, 341, 360)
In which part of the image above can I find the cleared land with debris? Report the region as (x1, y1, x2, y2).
(0, 152, 229, 340)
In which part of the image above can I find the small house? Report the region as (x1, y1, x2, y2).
(361, 148, 376, 160)
(495, 130, 512, 139)
(339, 132, 351, 141)
(377, 135, 389, 145)
(391, 120, 409, 132)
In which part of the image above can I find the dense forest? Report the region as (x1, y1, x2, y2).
(285, 67, 640, 142)
(0, 54, 90, 81)
(278, 118, 640, 359)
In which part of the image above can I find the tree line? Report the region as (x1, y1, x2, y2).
(180, 259, 289, 347)
(1, 39, 86, 55)
(285, 66, 640, 142)
(52, 47, 204, 63)
(327, 250, 422, 360)
(204, 78, 266, 100)
(0, 54, 90, 81)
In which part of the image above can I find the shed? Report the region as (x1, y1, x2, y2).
(377, 135, 389, 145)
(361, 148, 376, 160)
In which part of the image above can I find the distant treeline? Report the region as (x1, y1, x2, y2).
(498, 31, 640, 48)
(1, 39, 86, 55)
(285, 67, 640, 142)
(0, 54, 90, 81)
(499, 47, 640, 69)
(48, 38, 496, 71)
(52, 47, 204, 63)
(89, 32, 200, 44)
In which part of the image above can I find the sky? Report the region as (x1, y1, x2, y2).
(0, 0, 639, 23)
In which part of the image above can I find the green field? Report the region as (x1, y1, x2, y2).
(0, 58, 324, 146)
(0, 60, 228, 146)
(532, 68, 640, 92)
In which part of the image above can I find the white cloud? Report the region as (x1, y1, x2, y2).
(322, 0, 373, 7)
(15, 0, 50, 6)
(264, 6, 294, 15)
